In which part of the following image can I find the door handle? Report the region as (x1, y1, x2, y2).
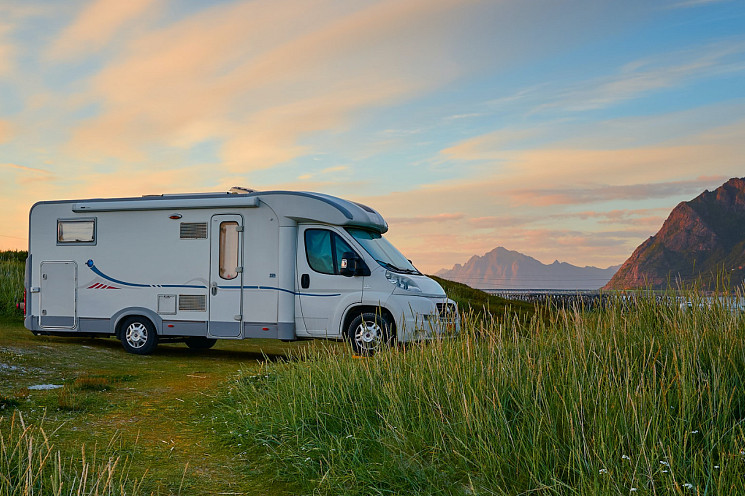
(211, 282, 218, 295)
(301, 274, 310, 289)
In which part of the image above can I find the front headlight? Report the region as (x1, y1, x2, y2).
(385, 271, 422, 293)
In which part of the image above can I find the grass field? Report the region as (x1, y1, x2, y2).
(219, 294, 745, 495)
(2, 253, 744, 494)
(0, 251, 24, 317)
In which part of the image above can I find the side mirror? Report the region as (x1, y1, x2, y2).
(340, 252, 370, 277)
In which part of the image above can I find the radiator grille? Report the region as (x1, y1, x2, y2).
(180, 222, 207, 239)
(436, 303, 458, 325)
(179, 294, 206, 311)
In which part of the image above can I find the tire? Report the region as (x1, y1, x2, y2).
(184, 337, 217, 350)
(120, 317, 158, 355)
(346, 312, 393, 356)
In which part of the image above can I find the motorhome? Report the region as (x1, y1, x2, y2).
(23, 188, 459, 355)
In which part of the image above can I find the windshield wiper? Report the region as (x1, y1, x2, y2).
(375, 260, 420, 275)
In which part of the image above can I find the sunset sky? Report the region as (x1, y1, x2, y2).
(1, 0, 744, 274)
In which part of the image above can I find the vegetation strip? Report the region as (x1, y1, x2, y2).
(219, 293, 745, 495)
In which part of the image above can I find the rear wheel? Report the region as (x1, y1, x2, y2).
(120, 317, 158, 355)
(185, 337, 217, 350)
(345, 312, 392, 356)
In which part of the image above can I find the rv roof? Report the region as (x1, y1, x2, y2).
(61, 190, 388, 233)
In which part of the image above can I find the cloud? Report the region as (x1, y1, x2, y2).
(534, 39, 745, 113)
(0, 120, 13, 143)
(64, 0, 472, 169)
(670, 0, 733, 7)
(46, 0, 161, 60)
(0, 22, 15, 77)
(1, 162, 51, 175)
(387, 213, 465, 224)
(508, 176, 727, 206)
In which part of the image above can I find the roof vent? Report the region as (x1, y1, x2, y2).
(229, 186, 255, 194)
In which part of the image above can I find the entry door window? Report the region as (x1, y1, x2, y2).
(219, 221, 239, 280)
(305, 229, 356, 275)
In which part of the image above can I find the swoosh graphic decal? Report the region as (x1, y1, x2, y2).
(86, 259, 206, 289)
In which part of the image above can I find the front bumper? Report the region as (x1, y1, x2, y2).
(387, 295, 460, 342)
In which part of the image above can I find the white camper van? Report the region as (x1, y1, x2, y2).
(24, 188, 459, 355)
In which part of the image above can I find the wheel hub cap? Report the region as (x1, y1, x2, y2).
(355, 321, 381, 351)
(126, 323, 148, 348)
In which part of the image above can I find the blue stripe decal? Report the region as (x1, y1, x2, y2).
(87, 260, 340, 296)
(217, 285, 341, 297)
(86, 260, 207, 289)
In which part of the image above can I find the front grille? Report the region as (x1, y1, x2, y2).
(436, 303, 458, 324)
(179, 294, 206, 311)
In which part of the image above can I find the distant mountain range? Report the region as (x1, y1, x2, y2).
(605, 177, 745, 290)
(436, 247, 620, 290)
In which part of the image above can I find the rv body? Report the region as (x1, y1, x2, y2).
(24, 190, 459, 354)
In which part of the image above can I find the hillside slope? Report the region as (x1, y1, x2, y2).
(605, 177, 745, 290)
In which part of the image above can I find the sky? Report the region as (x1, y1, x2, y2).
(1, 0, 744, 275)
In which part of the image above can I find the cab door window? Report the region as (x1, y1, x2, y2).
(305, 229, 356, 275)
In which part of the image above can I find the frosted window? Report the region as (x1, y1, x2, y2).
(57, 220, 95, 243)
(219, 221, 239, 280)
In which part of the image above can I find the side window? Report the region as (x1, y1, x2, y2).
(57, 219, 95, 244)
(305, 229, 358, 275)
(219, 221, 239, 280)
(333, 236, 355, 272)
(305, 230, 334, 274)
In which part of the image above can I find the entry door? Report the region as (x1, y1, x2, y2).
(296, 226, 363, 336)
(40, 261, 77, 329)
(209, 214, 243, 338)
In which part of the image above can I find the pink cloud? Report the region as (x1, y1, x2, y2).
(46, 0, 161, 60)
(64, 0, 470, 169)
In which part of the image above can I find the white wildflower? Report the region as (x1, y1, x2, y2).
(691, 430, 699, 434)
(682, 483, 693, 490)
(660, 460, 669, 466)
(599, 469, 608, 474)
(622, 455, 631, 460)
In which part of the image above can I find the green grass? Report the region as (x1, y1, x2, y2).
(220, 292, 745, 495)
(430, 275, 536, 322)
(0, 412, 146, 496)
(0, 317, 310, 495)
(8, 256, 735, 494)
(0, 256, 23, 317)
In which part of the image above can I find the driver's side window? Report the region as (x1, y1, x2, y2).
(305, 229, 355, 275)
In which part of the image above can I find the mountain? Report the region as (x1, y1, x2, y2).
(436, 247, 620, 290)
(604, 177, 745, 290)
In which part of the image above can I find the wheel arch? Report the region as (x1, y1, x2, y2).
(111, 307, 162, 337)
(341, 304, 396, 340)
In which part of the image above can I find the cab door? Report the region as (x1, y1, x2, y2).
(208, 214, 243, 338)
(296, 226, 363, 336)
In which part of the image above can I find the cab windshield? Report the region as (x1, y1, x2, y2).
(346, 227, 420, 274)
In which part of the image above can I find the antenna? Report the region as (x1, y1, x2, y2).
(229, 186, 256, 194)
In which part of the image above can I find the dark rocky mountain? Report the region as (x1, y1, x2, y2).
(437, 246, 620, 290)
(604, 177, 745, 290)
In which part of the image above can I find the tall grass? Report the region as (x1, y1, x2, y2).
(223, 293, 745, 495)
(0, 261, 23, 318)
(0, 412, 144, 495)
(0, 251, 25, 318)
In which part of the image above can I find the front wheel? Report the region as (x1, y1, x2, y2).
(120, 317, 158, 355)
(345, 312, 393, 356)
